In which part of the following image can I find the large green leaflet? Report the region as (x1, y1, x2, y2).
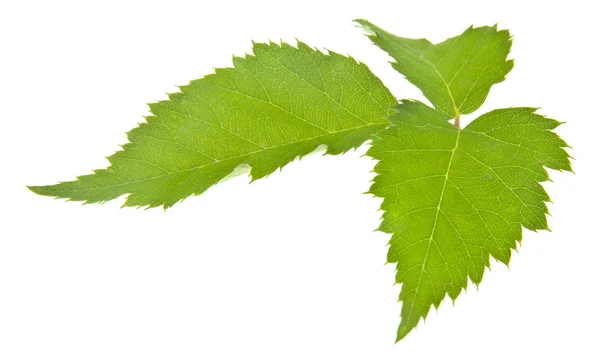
(355, 19, 513, 120)
(29, 41, 397, 208)
(358, 21, 572, 340)
(368, 101, 571, 341)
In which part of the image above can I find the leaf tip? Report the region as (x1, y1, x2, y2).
(28, 185, 58, 198)
(395, 324, 412, 343)
(28, 185, 52, 198)
(353, 19, 377, 36)
(352, 18, 369, 26)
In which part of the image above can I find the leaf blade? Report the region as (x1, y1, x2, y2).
(355, 20, 514, 119)
(29, 41, 397, 208)
(368, 101, 571, 341)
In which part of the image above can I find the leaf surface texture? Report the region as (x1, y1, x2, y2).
(368, 101, 571, 340)
(30, 41, 397, 208)
(29, 21, 573, 343)
(355, 20, 513, 119)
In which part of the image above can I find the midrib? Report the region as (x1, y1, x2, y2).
(408, 130, 461, 313)
(56, 122, 387, 193)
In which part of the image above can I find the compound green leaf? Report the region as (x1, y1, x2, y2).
(367, 100, 571, 341)
(29, 41, 397, 208)
(29, 22, 573, 344)
(355, 20, 513, 120)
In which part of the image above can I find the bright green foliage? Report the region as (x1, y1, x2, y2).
(29, 41, 397, 208)
(355, 20, 513, 119)
(357, 21, 572, 341)
(29, 21, 572, 343)
(368, 101, 571, 341)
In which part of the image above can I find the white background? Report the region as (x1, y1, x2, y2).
(1, 0, 598, 359)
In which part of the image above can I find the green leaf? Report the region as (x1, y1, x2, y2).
(355, 20, 513, 120)
(367, 100, 571, 341)
(29, 21, 572, 344)
(29, 41, 397, 208)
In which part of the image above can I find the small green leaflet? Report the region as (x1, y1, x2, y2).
(29, 20, 572, 343)
(355, 20, 513, 122)
(357, 20, 572, 341)
(29, 41, 397, 208)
